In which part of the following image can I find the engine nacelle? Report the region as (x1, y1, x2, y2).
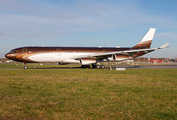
(58, 62, 70, 65)
(79, 58, 96, 65)
(113, 54, 132, 61)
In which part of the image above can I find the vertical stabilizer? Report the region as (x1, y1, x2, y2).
(133, 28, 156, 49)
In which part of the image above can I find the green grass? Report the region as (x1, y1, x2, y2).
(0, 69, 177, 119)
(0, 63, 81, 69)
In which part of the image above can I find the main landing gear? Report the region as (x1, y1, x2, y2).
(95, 65, 105, 69)
(81, 64, 105, 69)
(92, 64, 105, 69)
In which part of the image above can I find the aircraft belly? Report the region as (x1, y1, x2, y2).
(27, 53, 90, 63)
(28, 53, 67, 62)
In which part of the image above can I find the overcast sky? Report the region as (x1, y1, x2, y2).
(0, 0, 177, 58)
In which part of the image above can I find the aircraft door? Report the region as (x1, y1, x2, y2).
(57, 48, 62, 56)
(57, 48, 61, 52)
(22, 48, 27, 54)
(101, 49, 106, 53)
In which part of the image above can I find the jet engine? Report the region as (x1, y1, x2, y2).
(113, 54, 132, 61)
(79, 58, 96, 65)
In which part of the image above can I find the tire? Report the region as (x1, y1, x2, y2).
(92, 64, 96, 68)
(24, 66, 28, 69)
(96, 65, 100, 69)
(101, 65, 105, 69)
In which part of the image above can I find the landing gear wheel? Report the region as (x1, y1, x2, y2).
(101, 65, 105, 69)
(96, 65, 100, 69)
(24, 66, 28, 69)
(96, 65, 105, 69)
(92, 64, 96, 68)
(24, 63, 28, 69)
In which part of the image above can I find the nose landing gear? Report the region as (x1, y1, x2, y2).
(24, 63, 28, 69)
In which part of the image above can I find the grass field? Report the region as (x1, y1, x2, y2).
(0, 66, 177, 119)
(0, 63, 81, 69)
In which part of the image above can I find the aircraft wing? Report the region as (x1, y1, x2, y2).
(72, 43, 169, 60)
(71, 48, 155, 60)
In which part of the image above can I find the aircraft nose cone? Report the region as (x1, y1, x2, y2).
(5, 53, 15, 60)
(5, 53, 10, 59)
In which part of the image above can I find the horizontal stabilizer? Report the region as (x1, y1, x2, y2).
(158, 43, 169, 49)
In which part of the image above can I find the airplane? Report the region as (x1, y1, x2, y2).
(149, 58, 162, 63)
(5, 28, 169, 69)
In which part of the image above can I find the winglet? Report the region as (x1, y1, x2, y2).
(158, 43, 169, 49)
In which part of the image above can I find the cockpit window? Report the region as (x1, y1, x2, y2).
(10, 50, 16, 53)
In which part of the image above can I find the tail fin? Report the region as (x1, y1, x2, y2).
(133, 28, 156, 49)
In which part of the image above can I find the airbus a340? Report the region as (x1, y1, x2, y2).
(5, 28, 169, 69)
